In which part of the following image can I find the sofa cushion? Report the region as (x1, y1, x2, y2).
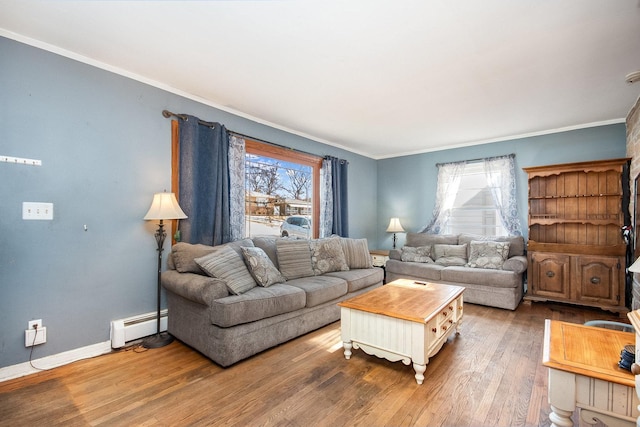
(325, 268, 384, 293)
(441, 266, 520, 289)
(210, 283, 306, 327)
(433, 244, 467, 266)
(276, 239, 315, 279)
(171, 242, 216, 273)
(458, 233, 525, 258)
(285, 275, 348, 307)
(401, 246, 434, 263)
(467, 240, 510, 270)
(310, 237, 349, 275)
(384, 259, 445, 281)
(406, 233, 458, 248)
(251, 236, 279, 269)
(195, 246, 257, 295)
(340, 238, 373, 269)
(241, 246, 286, 287)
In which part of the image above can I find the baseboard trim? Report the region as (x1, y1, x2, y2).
(0, 340, 112, 382)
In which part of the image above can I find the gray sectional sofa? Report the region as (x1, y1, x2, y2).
(385, 233, 527, 310)
(161, 236, 383, 367)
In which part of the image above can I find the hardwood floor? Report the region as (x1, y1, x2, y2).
(0, 301, 628, 427)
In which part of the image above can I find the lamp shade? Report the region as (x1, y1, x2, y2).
(143, 192, 187, 220)
(629, 257, 640, 273)
(386, 217, 405, 233)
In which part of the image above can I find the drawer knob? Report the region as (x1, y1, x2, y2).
(590, 276, 600, 285)
(441, 325, 448, 331)
(432, 328, 437, 333)
(546, 271, 555, 278)
(442, 311, 449, 317)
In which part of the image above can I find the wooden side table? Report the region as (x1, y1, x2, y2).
(369, 250, 389, 267)
(542, 319, 638, 426)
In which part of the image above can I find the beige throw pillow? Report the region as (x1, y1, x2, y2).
(401, 246, 434, 263)
(467, 240, 510, 270)
(195, 246, 257, 295)
(433, 243, 467, 266)
(276, 239, 315, 279)
(241, 246, 286, 287)
(310, 237, 350, 275)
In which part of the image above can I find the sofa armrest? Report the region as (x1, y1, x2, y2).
(389, 249, 402, 260)
(162, 270, 230, 306)
(502, 255, 527, 274)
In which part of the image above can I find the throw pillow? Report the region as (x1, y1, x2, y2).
(276, 239, 315, 279)
(400, 246, 434, 263)
(467, 240, 510, 270)
(241, 246, 286, 287)
(195, 246, 257, 295)
(339, 238, 373, 269)
(433, 243, 467, 266)
(310, 237, 350, 275)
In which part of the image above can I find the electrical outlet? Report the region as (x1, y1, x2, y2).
(25, 319, 46, 347)
(25, 327, 46, 347)
(28, 319, 43, 330)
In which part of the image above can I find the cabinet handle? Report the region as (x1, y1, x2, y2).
(590, 276, 601, 285)
(432, 328, 437, 333)
(546, 271, 555, 278)
(442, 311, 449, 317)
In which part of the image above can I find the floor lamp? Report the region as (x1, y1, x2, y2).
(143, 191, 187, 349)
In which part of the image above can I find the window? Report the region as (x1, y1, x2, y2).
(444, 162, 508, 236)
(244, 139, 322, 238)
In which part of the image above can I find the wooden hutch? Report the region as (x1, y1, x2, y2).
(524, 158, 631, 314)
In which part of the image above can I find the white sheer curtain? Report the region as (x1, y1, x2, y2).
(484, 154, 522, 236)
(319, 158, 333, 237)
(228, 134, 246, 241)
(421, 162, 465, 233)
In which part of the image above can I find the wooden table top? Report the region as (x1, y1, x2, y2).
(338, 279, 464, 324)
(542, 319, 635, 387)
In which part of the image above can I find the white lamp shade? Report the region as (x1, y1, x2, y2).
(629, 257, 640, 273)
(143, 192, 187, 220)
(386, 217, 405, 233)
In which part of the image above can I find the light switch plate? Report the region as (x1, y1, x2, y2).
(22, 202, 54, 220)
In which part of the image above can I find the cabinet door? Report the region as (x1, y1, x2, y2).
(574, 256, 623, 306)
(530, 252, 571, 300)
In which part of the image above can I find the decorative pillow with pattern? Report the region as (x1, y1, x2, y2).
(400, 246, 434, 263)
(195, 246, 257, 295)
(433, 243, 467, 266)
(310, 237, 350, 275)
(339, 238, 373, 269)
(275, 239, 315, 279)
(467, 240, 510, 270)
(241, 246, 286, 287)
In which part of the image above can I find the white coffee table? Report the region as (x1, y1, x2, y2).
(339, 279, 464, 384)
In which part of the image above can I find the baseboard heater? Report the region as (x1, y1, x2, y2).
(110, 309, 168, 348)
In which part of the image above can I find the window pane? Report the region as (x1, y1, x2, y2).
(446, 162, 508, 236)
(245, 154, 313, 238)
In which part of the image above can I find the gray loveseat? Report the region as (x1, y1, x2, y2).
(161, 236, 383, 367)
(385, 233, 527, 310)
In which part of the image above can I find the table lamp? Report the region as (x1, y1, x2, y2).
(386, 217, 405, 249)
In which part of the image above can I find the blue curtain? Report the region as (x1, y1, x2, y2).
(178, 115, 231, 246)
(326, 156, 349, 237)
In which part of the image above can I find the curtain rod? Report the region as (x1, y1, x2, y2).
(436, 153, 514, 167)
(162, 109, 321, 159)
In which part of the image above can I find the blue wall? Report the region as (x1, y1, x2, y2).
(0, 37, 377, 368)
(376, 124, 628, 249)
(0, 35, 628, 370)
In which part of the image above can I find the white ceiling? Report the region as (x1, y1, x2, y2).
(1, 1, 639, 159)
